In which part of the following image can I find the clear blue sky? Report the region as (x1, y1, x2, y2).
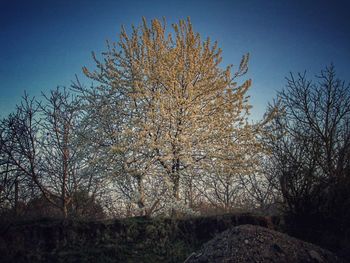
(1, 0, 349, 119)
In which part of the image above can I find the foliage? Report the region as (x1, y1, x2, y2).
(74, 17, 264, 216)
(0, 213, 276, 263)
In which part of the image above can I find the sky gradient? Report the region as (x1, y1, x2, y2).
(1, 0, 349, 119)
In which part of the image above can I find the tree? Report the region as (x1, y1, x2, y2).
(0, 94, 43, 216)
(75, 17, 263, 216)
(0, 90, 102, 218)
(266, 65, 350, 226)
(39, 88, 91, 218)
(24, 190, 105, 219)
(0, 132, 19, 214)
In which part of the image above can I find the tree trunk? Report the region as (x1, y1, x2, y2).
(173, 174, 180, 201)
(61, 123, 69, 219)
(14, 178, 19, 216)
(62, 202, 68, 219)
(171, 169, 181, 218)
(172, 157, 181, 201)
(136, 175, 145, 216)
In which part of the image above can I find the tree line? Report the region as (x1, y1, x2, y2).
(1, 19, 349, 228)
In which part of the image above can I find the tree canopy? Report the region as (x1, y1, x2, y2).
(74, 18, 263, 216)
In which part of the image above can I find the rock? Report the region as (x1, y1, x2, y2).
(185, 225, 345, 263)
(271, 243, 284, 254)
(183, 252, 196, 263)
(309, 250, 325, 263)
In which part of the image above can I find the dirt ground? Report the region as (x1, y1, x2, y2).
(184, 224, 346, 263)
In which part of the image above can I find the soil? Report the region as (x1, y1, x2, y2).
(184, 224, 345, 263)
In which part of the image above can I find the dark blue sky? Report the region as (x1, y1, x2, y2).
(1, 0, 349, 119)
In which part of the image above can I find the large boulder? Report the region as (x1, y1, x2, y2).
(184, 224, 345, 263)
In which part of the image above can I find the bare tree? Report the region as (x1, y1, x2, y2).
(0, 94, 44, 216)
(266, 65, 350, 223)
(38, 87, 108, 218)
(0, 90, 104, 219)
